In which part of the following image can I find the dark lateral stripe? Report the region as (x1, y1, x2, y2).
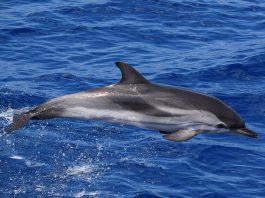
(112, 99, 173, 117)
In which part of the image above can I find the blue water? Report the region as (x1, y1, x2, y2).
(0, 1, 265, 197)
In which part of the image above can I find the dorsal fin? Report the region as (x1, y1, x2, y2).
(115, 62, 150, 84)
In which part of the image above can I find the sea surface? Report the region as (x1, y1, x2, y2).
(0, 1, 265, 197)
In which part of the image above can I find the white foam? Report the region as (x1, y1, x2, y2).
(9, 155, 24, 160)
(75, 191, 100, 198)
(66, 164, 94, 176)
(9, 155, 45, 167)
(14, 187, 26, 195)
(24, 159, 46, 167)
(35, 185, 45, 192)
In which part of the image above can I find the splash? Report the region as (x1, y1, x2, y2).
(0, 107, 32, 133)
(0, 108, 14, 133)
(0, 108, 14, 125)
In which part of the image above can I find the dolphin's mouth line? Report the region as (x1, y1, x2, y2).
(231, 127, 258, 138)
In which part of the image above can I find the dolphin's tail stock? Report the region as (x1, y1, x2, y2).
(5, 104, 64, 132)
(5, 111, 35, 133)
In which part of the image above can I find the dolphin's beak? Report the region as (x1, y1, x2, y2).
(232, 127, 258, 138)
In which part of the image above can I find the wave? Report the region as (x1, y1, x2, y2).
(195, 53, 265, 81)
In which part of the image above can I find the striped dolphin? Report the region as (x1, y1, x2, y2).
(6, 62, 257, 141)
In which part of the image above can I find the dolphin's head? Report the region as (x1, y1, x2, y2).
(212, 103, 258, 138)
(191, 94, 258, 138)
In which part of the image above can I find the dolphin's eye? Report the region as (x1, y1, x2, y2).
(216, 123, 226, 128)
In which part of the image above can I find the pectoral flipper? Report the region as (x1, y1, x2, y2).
(163, 129, 199, 142)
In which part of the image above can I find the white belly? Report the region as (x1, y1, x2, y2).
(62, 106, 207, 131)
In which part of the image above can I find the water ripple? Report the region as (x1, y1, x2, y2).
(0, 0, 265, 197)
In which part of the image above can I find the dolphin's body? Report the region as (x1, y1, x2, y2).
(6, 62, 257, 141)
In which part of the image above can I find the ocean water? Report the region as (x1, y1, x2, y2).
(0, 0, 265, 197)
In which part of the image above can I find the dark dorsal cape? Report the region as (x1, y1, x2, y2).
(115, 62, 150, 84)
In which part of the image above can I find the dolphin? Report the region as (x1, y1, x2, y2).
(6, 62, 257, 141)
